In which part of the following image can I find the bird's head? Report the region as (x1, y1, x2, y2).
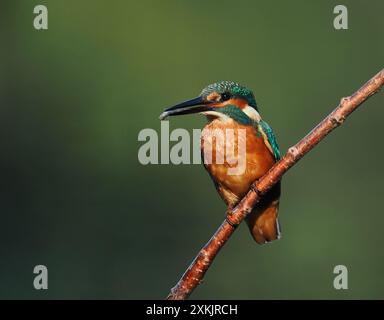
(159, 81, 260, 124)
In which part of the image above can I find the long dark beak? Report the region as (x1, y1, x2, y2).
(159, 96, 212, 120)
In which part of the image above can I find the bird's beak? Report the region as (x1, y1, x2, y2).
(159, 96, 213, 120)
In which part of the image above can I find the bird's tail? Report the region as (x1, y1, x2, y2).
(245, 182, 281, 244)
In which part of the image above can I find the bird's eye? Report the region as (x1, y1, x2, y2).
(221, 92, 231, 101)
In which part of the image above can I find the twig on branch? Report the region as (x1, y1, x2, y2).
(166, 69, 384, 300)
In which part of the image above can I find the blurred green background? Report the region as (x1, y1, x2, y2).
(0, 0, 383, 299)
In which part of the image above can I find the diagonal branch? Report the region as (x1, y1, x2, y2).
(166, 69, 384, 300)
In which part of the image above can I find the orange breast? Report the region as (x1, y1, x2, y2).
(201, 119, 275, 206)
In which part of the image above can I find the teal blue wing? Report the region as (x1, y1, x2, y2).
(258, 120, 281, 161)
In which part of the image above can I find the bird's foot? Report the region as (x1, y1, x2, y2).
(225, 206, 234, 216)
(225, 206, 239, 228)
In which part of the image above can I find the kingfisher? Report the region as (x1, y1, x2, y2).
(159, 81, 281, 244)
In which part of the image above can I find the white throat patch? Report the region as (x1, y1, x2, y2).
(201, 110, 232, 122)
(242, 105, 261, 121)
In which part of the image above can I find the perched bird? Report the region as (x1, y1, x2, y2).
(159, 81, 281, 244)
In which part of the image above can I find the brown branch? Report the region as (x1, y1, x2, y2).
(166, 69, 384, 300)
